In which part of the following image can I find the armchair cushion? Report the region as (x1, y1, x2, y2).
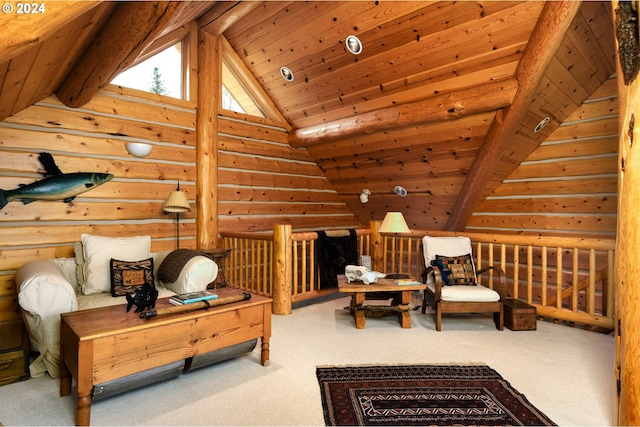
(422, 236, 473, 265)
(427, 283, 500, 302)
(433, 254, 476, 285)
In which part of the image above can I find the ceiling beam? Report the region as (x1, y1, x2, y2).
(288, 79, 518, 148)
(56, 1, 191, 108)
(198, 1, 261, 36)
(444, 0, 583, 231)
(0, 1, 100, 64)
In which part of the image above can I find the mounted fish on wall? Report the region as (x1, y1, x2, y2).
(0, 153, 113, 210)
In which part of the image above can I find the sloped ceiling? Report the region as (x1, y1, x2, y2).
(0, 1, 617, 230)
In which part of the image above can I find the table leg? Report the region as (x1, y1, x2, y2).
(352, 293, 366, 329)
(60, 374, 72, 396)
(59, 328, 71, 396)
(399, 290, 412, 328)
(74, 341, 93, 426)
(260, 336, 270, 366)
(76, 393, 91, 426)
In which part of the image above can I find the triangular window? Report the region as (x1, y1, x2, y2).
(220, 37, 286, 124)
(222, 61, 265, 117)
(111, 41, 183, 99)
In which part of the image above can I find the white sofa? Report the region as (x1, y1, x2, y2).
(15, 235, 218, 379)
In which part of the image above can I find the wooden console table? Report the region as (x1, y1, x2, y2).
(60, 288, 271, 426)
(337, 274, 425, 329)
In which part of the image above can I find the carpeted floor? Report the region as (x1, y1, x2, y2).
(317, 364, 556, 426)
(0, 294, 614, 425)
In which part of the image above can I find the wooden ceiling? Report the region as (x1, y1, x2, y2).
(0, 1, 617, 230)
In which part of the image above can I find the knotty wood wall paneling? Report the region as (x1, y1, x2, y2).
(468, 76, 618, 238)
(217, 110, 358, 233)
(0, 86, 198, 321)
(308, 111, 495, 228)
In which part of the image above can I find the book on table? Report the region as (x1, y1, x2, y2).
(169, 291, 218, 305)
(393, 278, 422, 286)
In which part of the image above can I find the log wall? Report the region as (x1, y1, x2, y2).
(217, 110, 358, 233)
(0, 85, 356, 324)
(0, 88, 197, 323)
(469, 76, 618, 238)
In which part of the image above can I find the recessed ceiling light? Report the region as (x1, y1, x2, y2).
(534, 117, 550, 133)
(394, 186, 407, 197)
(346, 35, 362, 55)
(280, 66, 294, 82)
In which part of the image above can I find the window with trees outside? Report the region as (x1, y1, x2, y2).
(111, 35, 275, 122)
(111, 42, 183, 99)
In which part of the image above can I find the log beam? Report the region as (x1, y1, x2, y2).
(287, 79, 517, 148)
(56, 1, 188, 108)
(445, 1, 582, 231)
(198, 1, 262, 37)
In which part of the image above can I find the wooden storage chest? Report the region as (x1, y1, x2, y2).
(0, 320, 30, 386)
(0, 349, 29, 386)
(504, 298, 537, 331)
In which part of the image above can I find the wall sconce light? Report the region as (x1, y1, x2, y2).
(360, 189, 371, 203)
(163, 182, 190, 249)
(125, 142, 153, 158)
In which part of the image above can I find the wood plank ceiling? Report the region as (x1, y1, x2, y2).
(0, 1, 617, 231)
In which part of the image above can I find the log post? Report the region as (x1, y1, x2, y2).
(195, 29, 220, 249)
(612, 1, 640, 424)
(272, 224, 292, 315)
(369, 220, 384, 272)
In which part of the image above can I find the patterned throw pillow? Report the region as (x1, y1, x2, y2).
(432, 254, 476, 286)
(110, 258, 155, 297)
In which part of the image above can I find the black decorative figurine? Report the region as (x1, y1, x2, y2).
(125, 282, 159, 313)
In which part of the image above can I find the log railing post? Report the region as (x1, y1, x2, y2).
(272, 224, 292, 315)
(369, 220, 383, 272)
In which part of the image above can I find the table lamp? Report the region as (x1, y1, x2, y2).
(379, 212, 410, 279)
(163, 183, 190, 249)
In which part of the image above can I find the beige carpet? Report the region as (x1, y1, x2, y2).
(0, 293, 614, 426)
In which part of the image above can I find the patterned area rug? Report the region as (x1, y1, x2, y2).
(316, 364, 556, 426)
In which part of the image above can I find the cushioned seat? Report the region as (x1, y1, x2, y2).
(427, 283, 500, 303)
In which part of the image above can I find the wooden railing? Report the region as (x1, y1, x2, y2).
(222, 226, 372, 314)
(221, 224, 615, 330)
(394, 230, 615, 330)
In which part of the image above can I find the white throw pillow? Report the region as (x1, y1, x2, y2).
(81, 234, 151, 295)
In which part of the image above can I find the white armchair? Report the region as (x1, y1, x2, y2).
(420, 236, 506, 331)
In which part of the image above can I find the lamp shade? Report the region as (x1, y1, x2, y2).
(379, 212, 409, 234)
(163, 191, 190, 213)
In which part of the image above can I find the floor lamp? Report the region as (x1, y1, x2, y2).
(379, 212, 410, 279)
(163, 183, 190, 249)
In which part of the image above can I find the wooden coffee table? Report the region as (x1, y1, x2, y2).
(337, 274, 425, 329)
(60, 288, 271, 426)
